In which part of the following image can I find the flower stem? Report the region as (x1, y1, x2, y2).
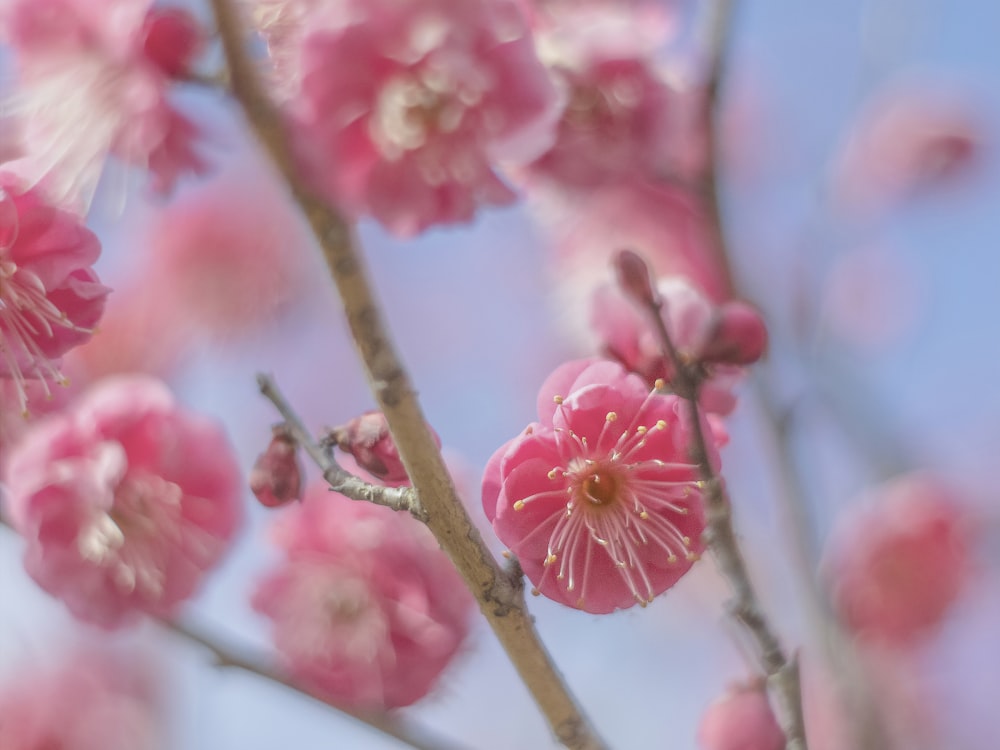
(207, 1, 605, 747)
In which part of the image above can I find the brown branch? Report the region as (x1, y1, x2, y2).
(207, 1, 605, 747)
(158, 617, 470, 750)
(256, 373, 424, 519)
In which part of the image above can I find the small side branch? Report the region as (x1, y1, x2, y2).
(257, 374, 424, 519)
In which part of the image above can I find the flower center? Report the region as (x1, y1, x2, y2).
(577, 466, 621, 507)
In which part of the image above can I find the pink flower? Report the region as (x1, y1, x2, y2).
(832, 83, 983, 214)
(0, 650, 162, 750)
(822, 473, 973, 644)
(282, 0, 560, 235)
(3, 375, 244, 628)
(590, 274, 765, 415)
(482, 358, 714, 613)
(0, 176, 108, 414)
(1, 0, 206, 208)
(697, 680, 785, 750)
(253, 478, 474, 710)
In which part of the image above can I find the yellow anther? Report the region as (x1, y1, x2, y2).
(654, 378, 666, 391)
(606, 411, 618, 422)
(639, 510, 650, 520)
(501, 550, 512, 558)
(553, 395, 564, 405)
(513, 500, 525, 511)
(656, 419, 667, 430)
(531, 588, 540, 597)
(667, 554, 678, 563)
(547, 468, 559, 480)
(636, 426, 648, 434)
(544, 553, 557, 566)
(682, 535, 691, 546)
(686, 552, 701, 561)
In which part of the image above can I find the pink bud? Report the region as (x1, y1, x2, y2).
(331, 412, 439, 486)
(141, 8, 204, 78)
(697, 680, 785, 750)
(250, 426, 304, 508)
(701, 301, 769, 366)
(613, 248, 660, 308)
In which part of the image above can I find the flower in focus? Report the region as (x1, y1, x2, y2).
(482, 358, 714, 613)
(832, 83, 983, 214)
(268, 0, 560, 235)
(697, 679, 785, 750)
(1, 0, 207, 208)
(823, 472, 973, 644)
(0, 177, 108, 414)
(3, 375, 244, 628)
(253, 478, 474, 710)
(0, 649, 162, 750)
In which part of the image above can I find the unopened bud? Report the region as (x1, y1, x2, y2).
(697, 680, 785, 750)
(141, 8, 204, 78)
(700, 301, 768, 366)
(250, 425, 303, 508)
(329, 411, 440, 486)
(613, 249, 660, 308)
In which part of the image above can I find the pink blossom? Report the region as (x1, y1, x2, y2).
(482, 358, 715, 613)
(590, 274, 764, 415)
(3, 375, 244, 628)
(280, 0, 560, 235)
(0, 650, 162, 750)
(823, 473, 973, 645)
(0, 176, 108, 414)
(832, 84, 983, 214)
(697, 680, 785, 750)
(1, 0, 206, 207)
(253, 478, 474, 710)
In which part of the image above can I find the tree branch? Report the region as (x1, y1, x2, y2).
(207, 2, 604, 747)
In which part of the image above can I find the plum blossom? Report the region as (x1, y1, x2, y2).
(697, 680, 785, 750)
(0, 176, 108, 414)
(264, 0, 561, 235)
(327, 410, 440, 487)
(3, 375, 244, 628)
(0, 650, 162, 750)
(482, 358, 715, 613)
(1, 0, 207, 208)
(253, 476, 474, 710)
(822, 472, 973, 645)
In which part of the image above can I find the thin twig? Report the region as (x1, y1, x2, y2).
(628, 273, 807, 749)
(158, 617, 471, 750)
(207, 2, 604, 747)
(256, 373, 424, 519)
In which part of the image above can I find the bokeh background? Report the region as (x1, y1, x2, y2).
(3, 0, 1000, 747)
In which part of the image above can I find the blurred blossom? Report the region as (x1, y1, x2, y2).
(3, 375, 244, 628)
(0, 649, 163, 750)
(0, 0, 207, 208)
(253, 476, 474, 710)
(482, 358, 713, 613)
(0, 176, 108, 415)
(250, 424, 304, 508)
(697, 679, 784, 750)
(822, 472, 973, 645)
(831, 82, 984, 214)
(140, 167, 310, 340)
(255, 0, 561, 235)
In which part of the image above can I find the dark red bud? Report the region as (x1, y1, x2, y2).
(613, 248, 659, 308)
(250, 425, 303, 508)
(141, 8, 204, 78)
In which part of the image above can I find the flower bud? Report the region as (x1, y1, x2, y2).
(329, 411, 439, 486)
(613, 248, 660, 308)
(701, 301, 768, 366)
(250, 425, 303, 508)
(697, 680, 785, 750)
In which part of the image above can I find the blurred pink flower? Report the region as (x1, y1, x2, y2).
(823, 472, 973, 645)
(591, 274, 765, 416)
(1, 0, 206, 207)
(697, 680, 785, 750)
(253, 477, 474, 710)
(832, 84, 983, 214)
(139, 167, 309, 340)
(0, 177, 108, 414)
(282, 0, 560, 235)
(3, 375, 244, 628)
(482, 358, 714, 613)
(0, 650, 162, 750)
